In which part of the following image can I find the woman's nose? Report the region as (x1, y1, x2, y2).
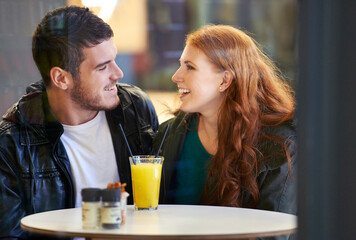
(171, 68, 182, 83)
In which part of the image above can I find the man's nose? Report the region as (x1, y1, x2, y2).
(112, 62, 124, 80)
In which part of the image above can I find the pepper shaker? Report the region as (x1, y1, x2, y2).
(101, 188, 121, 229)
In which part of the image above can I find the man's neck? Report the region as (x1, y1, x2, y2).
(47, 89, 98, 126)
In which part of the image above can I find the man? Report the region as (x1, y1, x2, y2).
(0, 6, 158, 238)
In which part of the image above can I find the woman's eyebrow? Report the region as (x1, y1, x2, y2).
(183, 60, 193, 64)
(178, 59, 195, 66)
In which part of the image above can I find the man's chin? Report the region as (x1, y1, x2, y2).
(103, 99, 120, 111)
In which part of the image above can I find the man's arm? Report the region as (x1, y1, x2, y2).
(0, 147, 28, 239)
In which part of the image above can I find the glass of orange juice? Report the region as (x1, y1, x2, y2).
(129, 155, 164, 210)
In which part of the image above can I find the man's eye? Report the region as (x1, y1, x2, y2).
(98, 65, 107, 71)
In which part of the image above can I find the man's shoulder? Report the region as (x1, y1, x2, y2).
(0, 119, 16, 135)
(0, 119, 21, 153)
(116, 83, 154, 111)
(117, 83, 149, 100)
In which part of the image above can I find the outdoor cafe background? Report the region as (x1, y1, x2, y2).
(0, 0, 296, 123)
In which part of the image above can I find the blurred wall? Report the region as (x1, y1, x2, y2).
(0, 0, 297, 117)
(0, 0, 65, 115)
(67, 0, 148, 54)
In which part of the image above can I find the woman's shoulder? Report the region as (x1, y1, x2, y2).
(158, 111, 195, 131)
(258, 120, 297, 171)
(262, 119, 296, 140)
(153, 111, 189, 149)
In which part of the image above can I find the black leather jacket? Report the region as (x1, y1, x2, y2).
(0, 81, 158, 239)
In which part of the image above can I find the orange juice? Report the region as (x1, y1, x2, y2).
(131, 162, 162, 210)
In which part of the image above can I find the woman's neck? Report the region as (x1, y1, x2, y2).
(198, 114, 219, 155)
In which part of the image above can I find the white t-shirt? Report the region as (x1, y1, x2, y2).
(61, 111, 120, 207)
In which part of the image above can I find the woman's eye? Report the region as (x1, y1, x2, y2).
(186, 65, 194, 70)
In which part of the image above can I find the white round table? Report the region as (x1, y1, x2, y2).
(21, 204, 297, 239)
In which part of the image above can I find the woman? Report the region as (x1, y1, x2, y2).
(154, 25, 296, 215)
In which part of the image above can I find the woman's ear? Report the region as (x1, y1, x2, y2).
(49, 67, 70, 90)
(219, 71, 233, 92)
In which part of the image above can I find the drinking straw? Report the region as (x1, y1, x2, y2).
(155, 124, 170, 157)
(119, 124, 134, 157)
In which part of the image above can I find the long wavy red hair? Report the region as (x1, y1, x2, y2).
(186, 25, 295, 207)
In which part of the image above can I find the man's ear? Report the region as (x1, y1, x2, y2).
(49, 67, 70, 90)
(219, 71, 233, 92)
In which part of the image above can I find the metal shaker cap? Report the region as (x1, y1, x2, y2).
(101, 188, 121, 202)
(81, 188, 101, 202)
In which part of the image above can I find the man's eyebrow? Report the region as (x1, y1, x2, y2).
(94, 60, 111, 69)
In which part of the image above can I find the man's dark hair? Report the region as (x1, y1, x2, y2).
(32, 6, 114, 86)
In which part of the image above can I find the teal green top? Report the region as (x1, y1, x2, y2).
(175, 118, 213, 204)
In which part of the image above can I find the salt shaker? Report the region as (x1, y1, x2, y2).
(81, 188, 101, 229)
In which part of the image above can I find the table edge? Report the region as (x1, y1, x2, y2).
(21, 223, 297, 239)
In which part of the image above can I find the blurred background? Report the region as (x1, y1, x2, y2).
(0, 0, 296, 123)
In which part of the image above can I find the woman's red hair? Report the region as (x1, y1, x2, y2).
(186, 25, 295, 207)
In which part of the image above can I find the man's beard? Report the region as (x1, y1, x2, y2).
(70, 77, 119, 111)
